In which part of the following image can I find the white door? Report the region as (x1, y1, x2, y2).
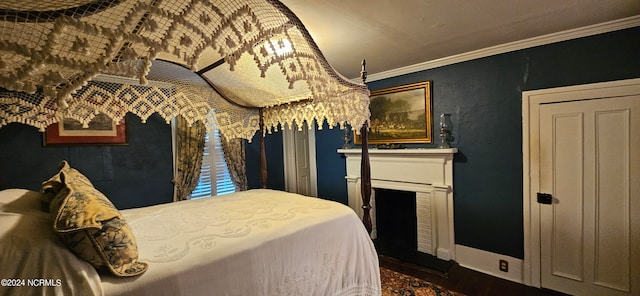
(282, 122, 318, 197)
(538, 95, 639, 295)
(293, 125, 311, 196)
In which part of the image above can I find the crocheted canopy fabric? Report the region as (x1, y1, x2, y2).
(0, 0, 370, 140)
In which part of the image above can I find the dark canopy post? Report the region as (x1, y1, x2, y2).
(359, 60, 372, 234)
(259, 108, 268, 189)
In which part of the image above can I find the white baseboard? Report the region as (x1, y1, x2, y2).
(455, 244, 524, 284)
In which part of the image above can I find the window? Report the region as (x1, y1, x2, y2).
(190, 128, 236, 199)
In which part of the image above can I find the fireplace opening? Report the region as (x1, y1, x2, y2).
(373, 188, 453, 272)
(374, 188, 417, 252)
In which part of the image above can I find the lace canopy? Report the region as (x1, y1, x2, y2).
(0, 0, 370, 140)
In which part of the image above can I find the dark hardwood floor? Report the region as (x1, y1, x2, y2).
(380, 255, 566, 296)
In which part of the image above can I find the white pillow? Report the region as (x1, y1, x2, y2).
(0, 189, 103, 296)
(0, 189, 44, 211)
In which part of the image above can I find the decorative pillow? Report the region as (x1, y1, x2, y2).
(41, 161, 73, 207)
(45, 161, 148, 277)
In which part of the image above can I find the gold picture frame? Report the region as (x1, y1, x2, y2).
(356, 81, 432, 144)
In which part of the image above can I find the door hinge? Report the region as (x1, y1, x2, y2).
(537, 193, 553, 204)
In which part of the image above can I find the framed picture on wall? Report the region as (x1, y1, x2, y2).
(44, 113, 127, 146)
(355, 81, 433, 144)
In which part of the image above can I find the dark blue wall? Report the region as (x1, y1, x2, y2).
(314, 122, 349, 203)
(245, 130, 285, 190)
(1, 27, 637, 260)
(0, 113, 173, 209)
(246, 27, 640, 259)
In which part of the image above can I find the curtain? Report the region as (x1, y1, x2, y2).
(221, 135, 248, 191)
(173, 116, 206, 202)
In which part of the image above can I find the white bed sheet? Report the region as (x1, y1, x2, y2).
(0, 189, 103, 296)
(100, 189, 381, 296)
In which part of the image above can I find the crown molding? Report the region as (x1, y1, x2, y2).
(361, 15, 640, 83)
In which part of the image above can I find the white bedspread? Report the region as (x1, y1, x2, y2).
(101, 189, 381, 296)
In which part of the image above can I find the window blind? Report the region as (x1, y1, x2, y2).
(190, 129, 236, 199)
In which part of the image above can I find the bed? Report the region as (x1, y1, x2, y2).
(0, 187, 380, 296)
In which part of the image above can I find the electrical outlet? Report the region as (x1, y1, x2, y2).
(499, 259, 508, 272)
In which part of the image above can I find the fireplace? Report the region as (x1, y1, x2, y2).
(374, 188, 417, 253)
(338, 148, 457, 261)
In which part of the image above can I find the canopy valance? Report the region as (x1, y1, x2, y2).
(0, 0, 370, 140)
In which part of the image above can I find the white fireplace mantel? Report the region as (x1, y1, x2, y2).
(338, 148, 457, 261)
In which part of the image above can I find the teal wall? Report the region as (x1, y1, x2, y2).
(0, 27, 637, 260)
(314, 122, 350, 203)
(246, 130, 285, 190)
(246, 27, 640, 259)
(0, 113, 173, 209)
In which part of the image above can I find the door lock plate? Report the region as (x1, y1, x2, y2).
(537, 193, 553, 204)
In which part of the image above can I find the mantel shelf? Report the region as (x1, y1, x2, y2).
(338, 148, 457, 156)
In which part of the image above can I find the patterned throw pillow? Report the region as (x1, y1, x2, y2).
(45, 161, 148, 277)
(41, 161, 76, 208)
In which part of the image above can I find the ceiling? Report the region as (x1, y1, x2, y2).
(280, 0, 640, 80)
